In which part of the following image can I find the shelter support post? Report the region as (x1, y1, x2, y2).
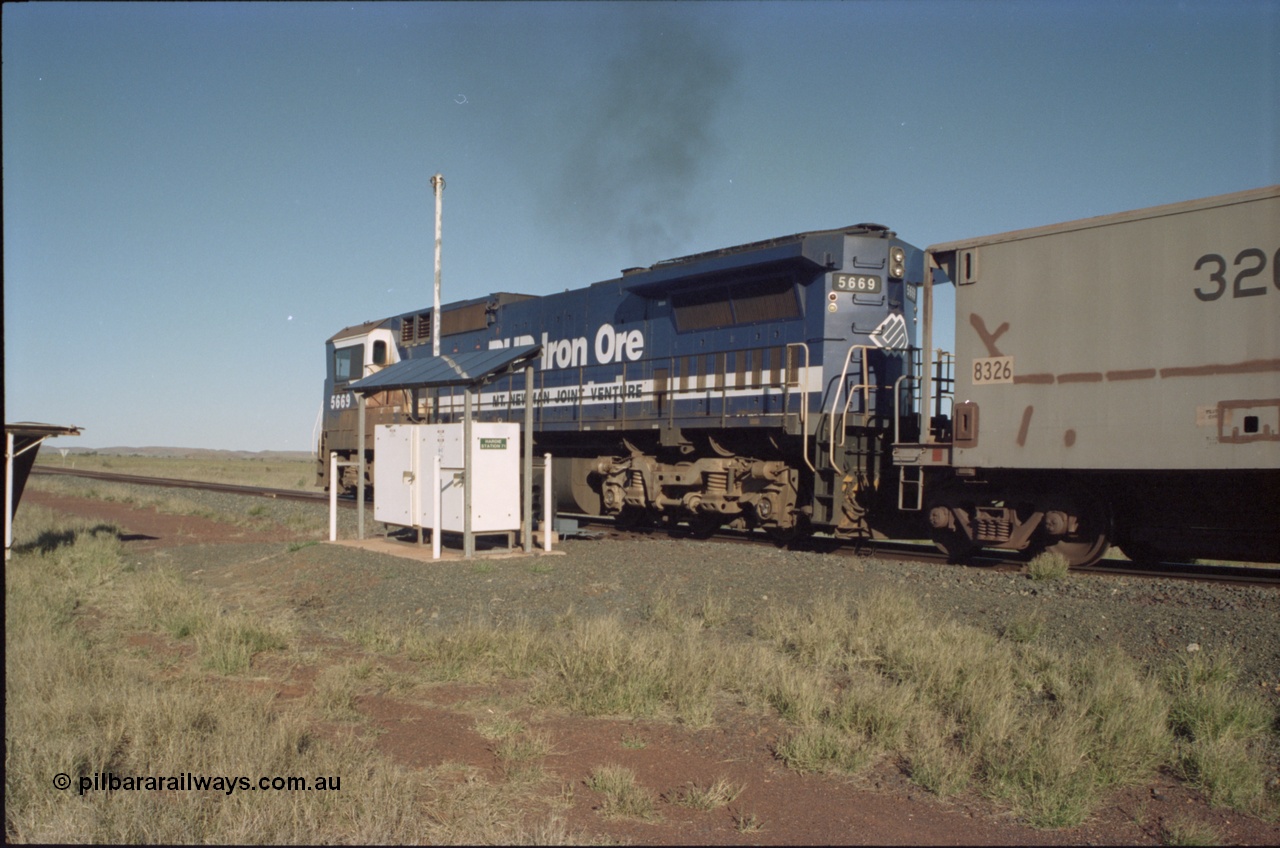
(5, 432, 13, 562)
(357, 394, 367, 540)
(543, 452, 552, 553)
(523, 364, 534, 553)
(329, 452, 338, 541)
(463, 388, 473, 558)
(433, 453, 442, 560)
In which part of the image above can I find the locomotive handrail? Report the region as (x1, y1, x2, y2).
(828, 344, 875, 470)
(785, 342, 815, 472)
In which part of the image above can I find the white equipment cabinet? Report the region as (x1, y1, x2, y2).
(374, 422, 520, 533)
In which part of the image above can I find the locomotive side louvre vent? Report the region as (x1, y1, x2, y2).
(402, 304, 493, 346)
(672, 287, 733, 331)
(672, 275, 800, 331)
(735, 277, 800, 324)
(442, 302, 491, 336)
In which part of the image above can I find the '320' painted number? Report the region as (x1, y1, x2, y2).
(1193, 247, 1279, 301)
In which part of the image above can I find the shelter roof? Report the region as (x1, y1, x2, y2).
(348, 344, 541, 394)
(6, 422, 84, 438)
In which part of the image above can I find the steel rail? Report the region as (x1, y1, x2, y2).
(29, 466, 349, 506)
(564, 514, 1280, 587)
(27, 470, 1280, 586)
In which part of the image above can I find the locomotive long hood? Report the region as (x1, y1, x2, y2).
(621, 224, 894, 295)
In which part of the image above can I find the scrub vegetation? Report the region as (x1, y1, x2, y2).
(7, 498, 1277, 841)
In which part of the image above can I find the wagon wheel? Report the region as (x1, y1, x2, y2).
(1043, 496, 1111, 567)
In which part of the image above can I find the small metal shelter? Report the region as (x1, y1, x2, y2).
(347, 344, 543, 557)
(6, 422, 82, 560)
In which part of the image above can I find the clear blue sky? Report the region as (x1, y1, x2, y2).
(5, 1, 1276, 451)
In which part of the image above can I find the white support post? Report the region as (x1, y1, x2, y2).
(329, 451, 338, 542)
(5, 432, 14, 562)
(357, 394, 367, 540)
(543, 452, 552, 552)
(463, 388, 473, 559)
(432, 453, 442, 560)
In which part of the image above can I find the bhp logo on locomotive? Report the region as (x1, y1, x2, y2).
(491, 323, 645, 371)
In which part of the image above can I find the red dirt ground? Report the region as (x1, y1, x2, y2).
(24, 490, 1280, 845)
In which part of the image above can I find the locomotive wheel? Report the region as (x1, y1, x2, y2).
(1043, 497, 1111, 567)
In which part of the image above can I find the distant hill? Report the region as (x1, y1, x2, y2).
(55, 446, 313, 461)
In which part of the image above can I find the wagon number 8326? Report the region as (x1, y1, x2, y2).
(972, 356, 1014, 384)
(1193, 247, 1279, 301)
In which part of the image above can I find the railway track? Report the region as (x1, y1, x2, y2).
(30, 466, 1280, 587)
(565, 515, 1280, 587)
(30, 465, 345, 506)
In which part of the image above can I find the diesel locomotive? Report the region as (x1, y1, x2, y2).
(318, 224, 925, 542)
(318, 186, 1280, 566)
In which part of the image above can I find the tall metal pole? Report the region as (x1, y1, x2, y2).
(431, 173, 444, 358)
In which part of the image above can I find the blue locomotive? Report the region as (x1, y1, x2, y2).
(318, 224, 924, 541)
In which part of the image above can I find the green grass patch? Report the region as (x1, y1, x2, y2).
(1027, 550, 1071, 581)
(586, 764, 657, 820)
(665, 776, 743, 810)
